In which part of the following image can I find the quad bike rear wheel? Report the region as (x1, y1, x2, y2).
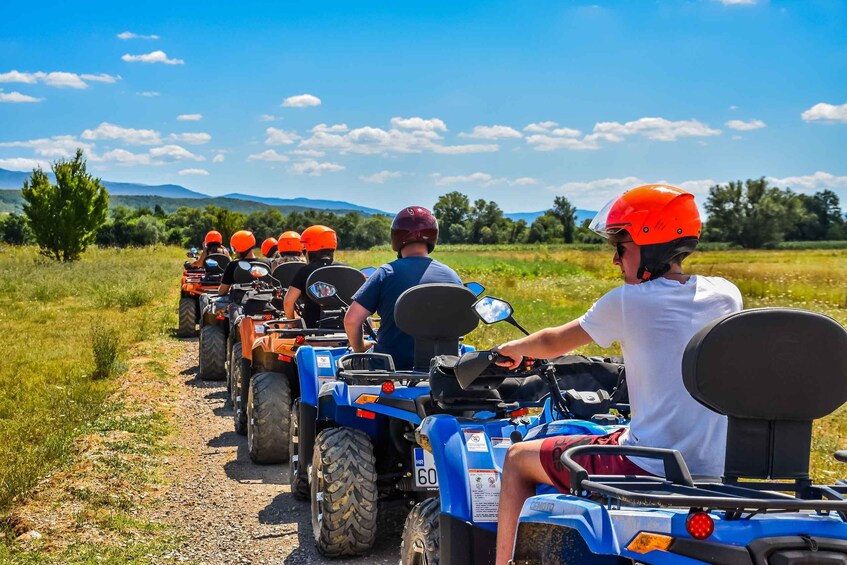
(228, 345, 243, 405)
(289, 398, 309, 500)
(311, 427, 378, 557)
(401, 497, 440, 565)
(247, 372, 291, 464)
(198, 324, 226, 381)
(177, 297, 198, 337)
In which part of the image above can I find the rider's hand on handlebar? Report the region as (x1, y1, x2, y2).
(493, 342, 523, 370)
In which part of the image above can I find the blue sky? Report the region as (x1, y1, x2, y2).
(1, 0, 845, 212)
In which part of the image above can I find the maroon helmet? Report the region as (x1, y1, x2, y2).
(391, 206, 439, 253)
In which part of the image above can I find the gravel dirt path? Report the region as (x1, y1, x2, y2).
(157, 338, 401, 564)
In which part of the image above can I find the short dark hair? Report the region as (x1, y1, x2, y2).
(307, 249, 334, 263)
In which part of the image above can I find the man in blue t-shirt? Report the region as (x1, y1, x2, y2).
(344, 206, 461, 370)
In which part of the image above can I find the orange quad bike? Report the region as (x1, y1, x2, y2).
(232, 264, 371, 466)
(178, 251, 230, 337)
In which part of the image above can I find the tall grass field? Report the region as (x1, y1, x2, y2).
(0, 244, 845, 520)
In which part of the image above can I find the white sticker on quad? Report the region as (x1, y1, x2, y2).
(255, 324, 265, 334)
(469, 469, 501, 522)
(491, 437, 512, 449)
(316, 355, 331, 368)
(413, 448, 438, 489)
(463, 430, 488, 452)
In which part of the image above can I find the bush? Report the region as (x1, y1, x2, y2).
(91, 325, 120, 380)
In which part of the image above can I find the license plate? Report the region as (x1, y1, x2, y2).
(413, 447, 438, 489)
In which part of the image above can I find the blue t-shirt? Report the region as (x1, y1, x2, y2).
(351, 256, 462, 370)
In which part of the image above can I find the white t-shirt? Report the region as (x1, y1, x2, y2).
(578, 275, 743, 478)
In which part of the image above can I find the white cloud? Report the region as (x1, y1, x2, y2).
(311, 123, 348, 133)
(593, 117, 721, 141)
(136, 91, 160, 97)
(526, 134, 601, 151)
(523, 121, 559, 133)
(801, 102, 847, 124)
(99, 148, 152, 165)
(212, 154, 225, 163)
(281, 94, 321, 108)
(432, 143, 499, 154)
(434, 172, 539, 187)
(265, 127, 300, 146)
(720, 0, 757, 5)
(149, 144, 204, 161)
(390, 117, 447, 132)
(0, 135, 93, 158)
(730, 105, 739, 110)
(732, 135, 743, 140)
(513, 177, 540, 185)
(247, 149, 289, 162)
(548, 176, 719, 209)
(121, 50, 184, 65)
(360, 170, 401, 184)
(177, 113, 203, 121)
(81, 122, 162, 145)
(0, 91, 42, 103)
(459, 125, 523, 140)
(290, 149, 326, 157)
(289, 160, 345, 176)
(0, 70, 121, 89)
(259, 114, 276, 122)
(117, 31, 160, 40)
(726, 119, 766, 130)
(767, 171, 847, 193)
(169, 132, 212, 145)
(178, 168, 209, 176)
(0, 157, 50, 170)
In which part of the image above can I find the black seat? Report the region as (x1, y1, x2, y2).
(682, 307, 847, 484)
(273, 262, 305, 288)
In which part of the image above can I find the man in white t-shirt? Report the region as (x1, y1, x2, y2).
(493, 184, 743, 565)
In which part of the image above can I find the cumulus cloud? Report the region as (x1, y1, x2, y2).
(593, 117, 721, 141)
(312, 123, 348, 133)
(247, 150, 289, 162)
(212, 154, 225, 163)
(547, 176, 718, 209)
(136, 91, 160, 97)
(289, 160, 345, 176)
(149, 144, 204, 161)
(434, 172, 540, 187)
(523, 121, 560, 133)
(0, 135, 93, 158)
(0, 91, 42, 103)
(99, 148, 152, 165)
(169, 132, 212, 145)
(177, 113, 203, 121)
(0, 70, 121, 89)
(0, 157, 50, 170)
(281, 94, 321, 108)
(178, 168, 209, 175)
(117, 31, 160, 40)
(121, 50, 184, 65)
(720, 0, 757, 5)
(259, 114, 277, 122)
(390, 117, 447, 132)
(290, 149, 326, 157)
(768, 171, 847, 193)
(265, 127, 300, 146)
(360, 170, 401, 184)
(726, 119, 766, 130)
(459, 125, 523, 140)
(432, 143, 498, 154)
(81, 122, 162, 145)
(801, 102, 847, 124)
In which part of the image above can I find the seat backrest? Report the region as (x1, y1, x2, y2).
(231, 259, 274, 285)
(395, 283, 480, 372)
(682, 308, 847, 482)
(204, 253, 230, 275)
(273, 262, 305, 288)
(305, 265, 366, 306)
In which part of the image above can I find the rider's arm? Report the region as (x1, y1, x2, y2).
(284, 286, 301, 320)
(344, 301, 372, 353)
(190, 248, 207, 268)
(495, 320, 592, 370)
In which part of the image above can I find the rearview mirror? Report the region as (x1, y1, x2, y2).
(190, 247, 197, 254)
(464, 281, 485, 297)
(250, 264, 269, 278)
(237, 260, 251, 270)
(308, 281, 338, 300)
(473, 296, 513, 324)
(205, 259, 219, 268)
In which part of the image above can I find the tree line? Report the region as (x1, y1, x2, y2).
(2, 150, 845, 261)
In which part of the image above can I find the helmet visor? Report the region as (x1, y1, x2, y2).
(588, 197, 628, 239)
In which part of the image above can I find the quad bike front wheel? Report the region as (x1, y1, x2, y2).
(198, 324, 226, 381)
(177, 297, 198, 337)
(311, 427, 378, 557)
(228, 345, 243, 406)
(289, 398, 309, 500)
(401, 497, 440, 565)
(247, 372, 291, 464)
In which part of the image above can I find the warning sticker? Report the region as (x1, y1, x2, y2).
(316, 355, 332, 368)
(463, 430, 488, 452)
(469, 469, 501, 522)
(491, 437, 512, 449)
(255, 324, 265, 335)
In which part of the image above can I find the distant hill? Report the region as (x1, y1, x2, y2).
(0, 167, 207, 198)
(505, 209, 596, 224)
(222, 193, 389, 216)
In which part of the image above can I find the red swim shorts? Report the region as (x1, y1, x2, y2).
(539, 428, 651, 492)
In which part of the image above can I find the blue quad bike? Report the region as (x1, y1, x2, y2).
(508, 307, 847, 564)
(297, 282, 506, 558)
(403, 295, 630, 565)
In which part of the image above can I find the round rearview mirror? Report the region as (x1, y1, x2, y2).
(473, 296, 513, 324)
(237, 260, 251, 270)
(465, 281, 485, 297)
(205, 259, 219, 268)
(250, 265, 269, 278)
(190, 247, 197, 254)
(308, 281, 337, 300)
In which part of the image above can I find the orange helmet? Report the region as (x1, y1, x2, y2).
(204, 230, 223, 246)
(261, 237, 278, 257)
(590, 184, 700, 281)
(277, 231, 302, 253)
(300, 225, 337, 252)
(230, 230, 256, 254)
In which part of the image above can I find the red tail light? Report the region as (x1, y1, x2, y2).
(277, 354, 293, 363)
(356, 409, 376, 420)
(381, 381, 395, 395)
(263, 314, 273, 320)
(686, 511, 714, 540)
(295, 335, 306, 345)
(510, 407, 529, 418)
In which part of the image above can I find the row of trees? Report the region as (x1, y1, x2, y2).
(4, 150, 846, 261)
